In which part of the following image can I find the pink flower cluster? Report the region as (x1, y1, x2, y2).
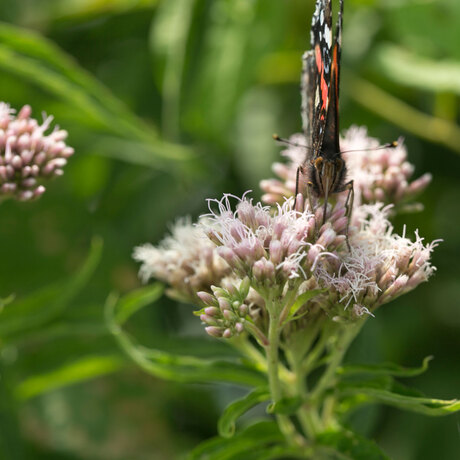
(134, 127, 438, 339)
(133, 217, 231, 302)
(0, 103, 74, 201)
(261, 126, 431, 210)
(202, 193, 347, 284)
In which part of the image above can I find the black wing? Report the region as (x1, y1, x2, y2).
(301, 0, 342, 160)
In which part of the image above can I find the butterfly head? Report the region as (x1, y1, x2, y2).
(310, 155, 346, 199)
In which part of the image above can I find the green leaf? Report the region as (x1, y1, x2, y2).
(0, 294, 14, 312)
(218, 387, 270, 438)
(283, 289, 325, 324)
(188, 420, 284, 460)
(149, 0, 196, 140)
(0, 238, 103, 339)
(267, 395, 302, 416)
(106, 291, 266, 387)
(339, 356, 433, 378)
(338, 379, 460, 416)
(316, 429, 389, 460)
(0, 22, 194, 166)
(113, 283, 164, 326)
(15, 355, 124, 401)
(375, 44, 460, 95)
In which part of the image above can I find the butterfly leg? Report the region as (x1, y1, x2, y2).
(294, 165, 309, 210)
(343, 180, 354, 251)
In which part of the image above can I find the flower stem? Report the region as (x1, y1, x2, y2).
(266, 305, 303, 446)
(310, 320, 365, 403)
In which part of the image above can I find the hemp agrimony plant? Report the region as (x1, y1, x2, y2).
(124, 127, 460, 458)
(0, 102, 73, 201)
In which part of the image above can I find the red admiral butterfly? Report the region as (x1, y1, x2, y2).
(300, 0, 353, 226)
(275, 0, 396, 245)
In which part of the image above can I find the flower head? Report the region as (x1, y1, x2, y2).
(0, 103, 74, 201)
(261, 126, 431, 211)
(133, 217, 231, 302)
(134, 124, 438, 339)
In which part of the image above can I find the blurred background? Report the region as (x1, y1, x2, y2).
(0, 0, 459, 458)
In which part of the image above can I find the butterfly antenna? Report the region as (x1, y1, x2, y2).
(273, 134, 311, 150)
(340, 141, 398, 154)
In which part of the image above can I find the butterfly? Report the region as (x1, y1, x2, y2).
(299, 0, 353, 227)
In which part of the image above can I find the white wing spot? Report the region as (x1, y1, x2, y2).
(324, 25, 332, 47)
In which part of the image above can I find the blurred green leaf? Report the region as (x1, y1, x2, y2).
(150, 0, 196, 140)
(0, 22, 194, 166)
(0, 363, 24, 459)
(37, 0, 160, 23)
(283, 289, 325, 325)
(346, 72, 460, 154)
(267, 395, 302, 416)
(184, 0, 285, 140)
(338, 379, 460, 416)
(106, 290, 266, 386)
(338, 356, 433, 378)
(374, 44, 460, 95)
(113, 283, 164, 325)
(0, 237, 103, 339)
(316, 429, 389, 460)
(15, 354, 124, 400)
(217, 387, 270, 438)
(188, 420, 284, 460)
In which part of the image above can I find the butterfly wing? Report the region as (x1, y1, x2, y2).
(302, 0, 342, 159)
(301, 50, 316, 146)
(309, 0, 333, 155)
(320, 0, 342, 157)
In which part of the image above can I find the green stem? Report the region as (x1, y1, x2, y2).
(302, 320, 333, 375)
(266, 302, 303, 446)
(229, 334, 267, 371)
(310, 321, 365, 403)
(291, 355, 321, 439)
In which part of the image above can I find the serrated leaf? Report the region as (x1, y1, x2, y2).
(339, 356, 433, 378)
(106, 292, 266, 387)
(188, 420, 284, 460)
(316, 429, 389, 460)
(218, 387, 270, 438)
(0, 238, 102, 339)
(267, 395, 302, 415)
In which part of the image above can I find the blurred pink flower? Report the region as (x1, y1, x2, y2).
(0, 103, 74, 201)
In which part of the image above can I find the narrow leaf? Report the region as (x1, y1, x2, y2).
(338, 380, 460, 416)
(106, 293, 266, 387)
(114, 283, 164, 325)
(267, 395, 302, 415)
(284, 289, 325, 324)
(218, 387, 270, 438)
(189, 421, 283, 460)
(339, 356, 433, 378)
(0, 237, 102, 338)
(375, 44, 460, 95)
(0, 23, 195, 167)
(316, 429, 389, 460)
(15, 355, 124, 400)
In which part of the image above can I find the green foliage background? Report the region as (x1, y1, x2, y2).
(0, 0, 459, 458)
